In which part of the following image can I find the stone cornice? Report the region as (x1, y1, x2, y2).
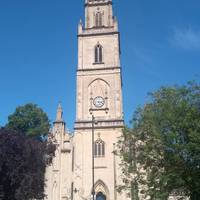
(77, 66, 121, 72)
(74, 119, 124, 130)
(85, 26, 114, 31)
(78, 31, 119, 37)
(85, 1, 112, 7)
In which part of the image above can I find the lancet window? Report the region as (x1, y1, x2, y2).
(94, 138, 105, 157)
(95, 44, 103, 63)
(95, 12, 103, 27)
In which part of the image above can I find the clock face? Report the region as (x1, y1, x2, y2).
(93, 96, 105, 108)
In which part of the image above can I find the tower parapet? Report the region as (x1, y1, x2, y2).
(83, 0, 117, 30)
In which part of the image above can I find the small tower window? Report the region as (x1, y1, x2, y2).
(95, 44, 103, 63)
(95, 12, 102, 27)
(94, 138, 105, 157)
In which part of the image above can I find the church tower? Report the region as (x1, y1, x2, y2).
(73, 0, 125, 199)
(75, 0, 123, 128)
(45, 1, 126, 200)
(45, 2, 186, 200)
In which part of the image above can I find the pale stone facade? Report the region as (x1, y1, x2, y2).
(45, 0, 127, 200)
(44, 1, 190, 200)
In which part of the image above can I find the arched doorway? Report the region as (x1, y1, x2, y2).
(96, 192, 106, 200)
(93, 180, 109, 200)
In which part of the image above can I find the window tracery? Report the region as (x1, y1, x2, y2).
(94, 138, 105, 157)
(95, 12, 102, 27)
(95, 44, 103, 63)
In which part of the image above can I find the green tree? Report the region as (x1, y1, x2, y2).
(0, 128, 55, 200)
(119, 81, 200, 200)
(7, 103, 50, 137)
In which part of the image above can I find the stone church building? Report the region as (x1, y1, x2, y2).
(45, 0, 127, 199)
(44, 1, 190, 200)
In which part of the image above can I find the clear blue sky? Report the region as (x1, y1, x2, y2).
(0, 0, 200, 130)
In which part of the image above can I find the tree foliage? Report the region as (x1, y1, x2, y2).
(0, 128, 55, 200)
(119, 81, 200, 200)
(7, 103, 50, 137)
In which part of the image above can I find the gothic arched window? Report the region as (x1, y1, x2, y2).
(94, 138, 105, 157)
(95, 12, 102, 27)
(95, 44, 103, 63)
